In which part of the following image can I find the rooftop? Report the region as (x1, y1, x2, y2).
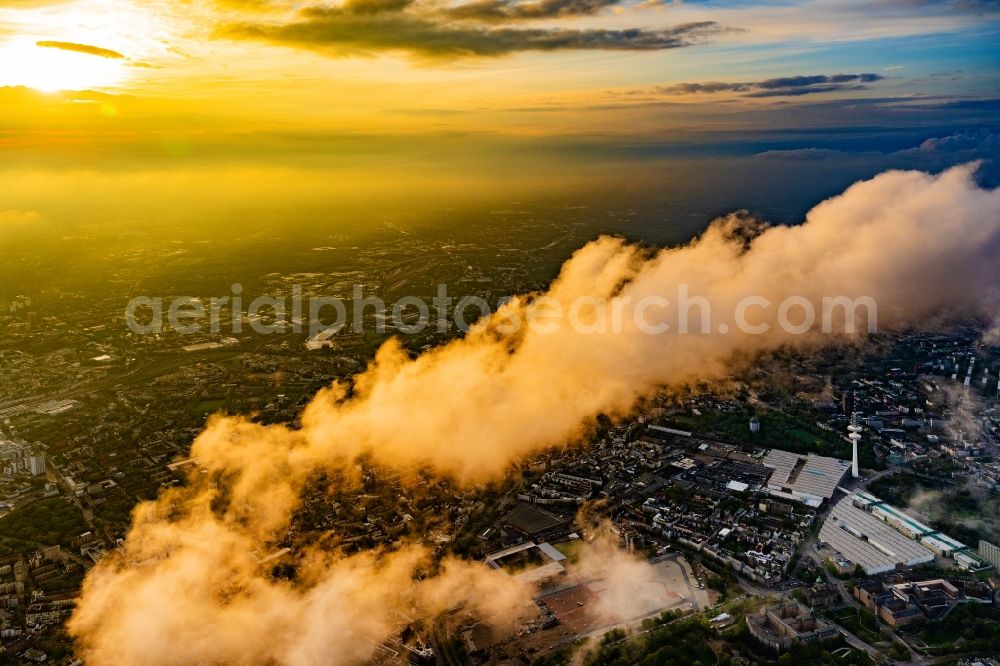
(764, 450, 850, 501)
(819, 497, 935, 574)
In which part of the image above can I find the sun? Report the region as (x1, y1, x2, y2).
(0, 38, 128, 92)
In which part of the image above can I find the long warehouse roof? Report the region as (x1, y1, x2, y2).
(819, 498, 935, 574)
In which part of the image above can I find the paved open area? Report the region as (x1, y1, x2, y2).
(538, 554, 708, 637)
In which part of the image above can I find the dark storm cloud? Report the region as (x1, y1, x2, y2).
(35, 40, 126, 59)
(652, 73, 884, 97)
(219, 3, 727, 58)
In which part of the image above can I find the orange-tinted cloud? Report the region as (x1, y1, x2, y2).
(36, 40, 125, 59)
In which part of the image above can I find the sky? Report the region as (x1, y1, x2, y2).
(1, 1, 998, 148)
(0, 0, 998, 234)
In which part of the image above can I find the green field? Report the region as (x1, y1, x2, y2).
(188, 397, 227, 415)
(552, 538, 584, 564)
(826, 607, 881, 646)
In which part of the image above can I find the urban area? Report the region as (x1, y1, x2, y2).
(1, 221, 1000, 666)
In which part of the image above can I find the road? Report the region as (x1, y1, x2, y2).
(803, 540, 929, 666)
(837, 624, 887, 663)
(788, 467, 936, 665)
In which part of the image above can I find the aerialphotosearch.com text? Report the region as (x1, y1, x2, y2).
(124, 283, 878, 338)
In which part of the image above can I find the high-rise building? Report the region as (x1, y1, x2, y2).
(979, 540, 1000, 569)
(841, 390, 855, 416)
(28, 455, 46, 477)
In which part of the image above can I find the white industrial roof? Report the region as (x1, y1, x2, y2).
(819, 498, 935, 574)
(537, 542, 568, 562)
(763, 450, 850, 500)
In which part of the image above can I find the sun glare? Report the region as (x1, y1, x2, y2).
(0, 38, 128, 92)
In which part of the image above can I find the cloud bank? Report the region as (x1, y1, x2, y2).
(443, 0, 638, 22)
(70, 164, 1000, 664)
(651, 72, 884, 97)
(35, 40, 125, 59)
(218, 0, 727, 57)
(0, 210, 44, 243)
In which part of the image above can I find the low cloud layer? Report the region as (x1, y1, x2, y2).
(754, 131, 1000, 187)
(0, 210, 44, 243)
(568, 513, 677, 625)
(70, 165, 1000, 664)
